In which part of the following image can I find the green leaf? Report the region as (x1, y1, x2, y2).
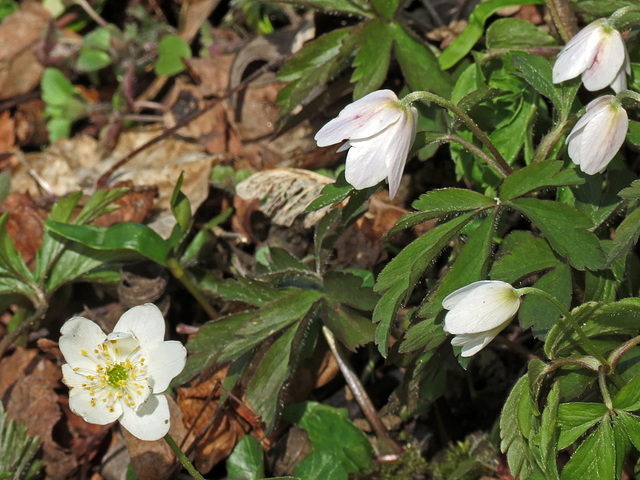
(392, 22, 452, 98)
(369, 0, 397, 19)
(306, 172, 353, 212)
(438, 0, 545, 70)
(322, 303, 375, 352)
(500, 161, 584, 200)
(537, 382, 560, 478)
(518, 263, 571, 338)
(246, 325, 298, 430)
(169, 172, 192, 249)
(77, 48, 112, 72)
(412, 188, 496, 214)
(557, 403, 608, 450)
(41, 68, 76, 106)
(226, 435, 264, 480)
(486, 18, 557, 49)
(276, 0, 370, 16)
(613, 375, 640, 412)
(323, 271, 379, 311)
(217, 277, 295, 307)
(44, 221, 171, 265)
(283, 402, 375, 475)
(560, 414, 615, 480)
(607, 206, 640, 265)
(399, 317, 445, 353)
(501, 376, 535, 478)
(528, 358, 552, 414)
(508, 198, 605, 271)
(0, 213, 34, 285)
(618, 179, 640, 200)
(155, 35, 192, 76)
(373, 212, 477, 356)
(490, 231, 560, 283)
(616, 410, 640, 452)
(350, 19, 392, 99)
(489, 90, 538, 165)
(294, 451, 347, 480)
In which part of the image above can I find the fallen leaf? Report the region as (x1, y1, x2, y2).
(1, 192, 47, 269)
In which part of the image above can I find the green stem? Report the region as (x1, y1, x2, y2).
(517, 287, 608, 366)
(598, 366, 613, 411)
(322, 326, 403, 456)
(166, 257, 219, 320)
(442, 133, 507, 174)
(401, 92, 513, 178)
(164, 433, 205, 480)
(531, 117, 572, 164)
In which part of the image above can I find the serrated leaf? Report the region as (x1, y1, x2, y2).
(489, 90, 538, 165)
(508, 198, 605, 271)
(486, 18, 558, 49)
(44, 221, 171, 265)
(557, 403, 608, 449)
(616, 410, 640, 452)
(438, 0, 545, 70)
(538, 382, 560, 479)
(217, 277, 295, 307)
(323, 271, 379, 311)
(323, 303, 375, 351)
(528, 358, 552, 414)
(613, 375, 640, 412)
(490, 231, 559, 283)
(350, 19, 392, 99)
(607, 206, 640, 265)
(560, 414, 614, 480)
(392, 22, 452, 97)
(306, 172, 354, 212)
(500, 161, 584, 200)
(412, 188, 496, 214)
(283, 402, 375, 475)
(399, 317, 446, 353)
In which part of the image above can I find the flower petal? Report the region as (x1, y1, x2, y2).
(113, 303, 166, 349)
(443, 281, 520, 335)
(119, 394, 171, 441)
(59, 317, 107, 371)
(577, 103, 628, 174)
(344, 131, 394, 190)
(385, 106, 418, 199)
(450, 324, 505, 357)
(581, 30, 626, 91)
(144, 340, 187, 393)
(314, 90, 402, 146)
(65, 367, 123, 425)
(552, 21, 603, 83)
(442, 280, 502, 310)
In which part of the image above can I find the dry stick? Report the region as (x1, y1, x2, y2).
(545, 0, 579, 43)
(322, 326, 404, 456)
(95, 57, 287, 189)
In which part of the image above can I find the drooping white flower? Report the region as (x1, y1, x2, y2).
(566, 95, 628, 175)
(314, 89, 418, 199)
(442, 281, 522, 357)
(59, 304, 186, 441)
(552, 19, 630, 93)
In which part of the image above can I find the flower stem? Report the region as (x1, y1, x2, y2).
(531, 118, 572, 164)
(442, 133, 507, 174)
(164, 433, 205, 480)
(516, 287, 608, 366)
(322, 326, 403, 456)
(598, 366, 614, 411)
(545, 0, 578, 43)
(166, 257, 219, 320)
(401, 91, 513, 178)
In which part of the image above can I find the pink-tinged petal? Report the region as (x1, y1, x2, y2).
(609, 50, 630, 93)
(581, 30, 626, 91)
(577, 104, 627, 174)
(385, 106, 418, 199)
(66, 374, 123, 425)
(119, 394, 171, 441)
(450, 324, 505, 357)
(59, 317, 106, 371)
(552, 22, 603, 83)
(113, 303, 166, 349)
(143, 341, 187, 393)
(315, 90, 402, 146)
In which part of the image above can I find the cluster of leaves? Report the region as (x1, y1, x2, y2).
(0, 402, 42, 480)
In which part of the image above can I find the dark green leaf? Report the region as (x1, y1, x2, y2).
(508, 198, 605, 271)
(226, 435, 264, 480)
(369, 0, 397, 19)
(323, 271, 379, 311)
(616, 410, 640, 452)
(607, 206, 640, 265)
(392, 22, 452, 97)
(489, 90, 538, 165)
(412, 188, 496, 214)
(538, 382, 560, 478)
(486, 18, 558, 49)
(44, 221, 171, 265)
(283, 402, 375, 475)
(617, 179, 640, 200)
(528, 359, 552, 414)
(613, 375, 640, 412)
(170, 172, 192, 243)
(399, 317, 446, 353)
(490, 231, 559, 283)
(322, 303, 375, 351)
(557, 403, 608, 450)
(275, 0, 370, 16)
(0, 213, 34, 285)
(350, 19, 392, 99)
(293, 451, 347, 480)
(305, 172, 353, 212)
(438, 0, 545, 70)
(217, 277, 295, 307)
(500, 161, 584, 200)
(560, 414, 614, 480)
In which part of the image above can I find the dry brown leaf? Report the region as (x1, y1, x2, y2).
(0, 110, 15, 153)
(1, 192, 47, 269)
(0, 2, 49, 100)
(11, 130, 222, 238)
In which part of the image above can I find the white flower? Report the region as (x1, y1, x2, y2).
(552, 19, 630, 93)
(314, 89, 418, 199)
(59, 304, 186, 441)
(566, 95, 628, 175)
(442, 281, 522, 357)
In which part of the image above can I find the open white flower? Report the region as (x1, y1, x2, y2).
(314, 89, 418, 199)
(59, 303, 186, 441)
(552, 19, 630, 93)
(566, 95, 628, 175)
(442, 281, 522, 357)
